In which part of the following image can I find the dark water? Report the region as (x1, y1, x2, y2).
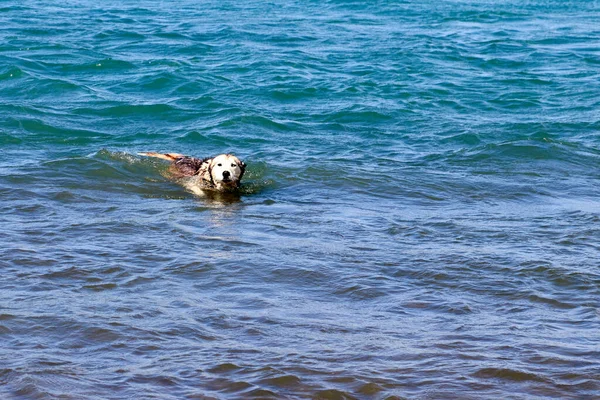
(1, 1, 600, 398)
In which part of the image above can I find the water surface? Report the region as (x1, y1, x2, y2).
(1, 1, 600, 398)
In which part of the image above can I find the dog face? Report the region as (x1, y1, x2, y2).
(209, 154, 245, 190)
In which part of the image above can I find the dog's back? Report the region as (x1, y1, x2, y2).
(139, 152, 206, 177)
(139, 151, 245, 192)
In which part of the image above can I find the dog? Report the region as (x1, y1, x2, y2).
(139, 152, 246, 194)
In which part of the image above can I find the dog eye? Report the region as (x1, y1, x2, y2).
(217, 163, 222, 167)
(231, 163, 237, 167)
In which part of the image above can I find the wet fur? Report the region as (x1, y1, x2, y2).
(139, 152, 246, 194)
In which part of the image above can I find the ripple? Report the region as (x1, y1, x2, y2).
(74, 103, 180, 117)
(332, 284, 388, 300)
(259, 374, 302, 388)
(8, 118, 108, 141)
(2, 1, 600, 399)
(207, 363, 242, 374)
(94, 29, 146, 41)
(0, 132, 22, 145)
(473, 367, 548, 383)
(0, 66, 24, 80)
(314, 389, 359, 400)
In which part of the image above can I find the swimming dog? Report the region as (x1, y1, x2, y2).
(139, 152, 246, 194)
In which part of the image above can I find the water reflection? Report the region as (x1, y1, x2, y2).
(199, 190, 243, 205)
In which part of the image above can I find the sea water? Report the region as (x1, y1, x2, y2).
(1, 1, 599, 398)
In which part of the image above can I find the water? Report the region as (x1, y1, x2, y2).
(1, 0, 600, 398)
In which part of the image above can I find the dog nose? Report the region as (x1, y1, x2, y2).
(222, 171, 230, 178)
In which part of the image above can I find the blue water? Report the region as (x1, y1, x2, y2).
(1, 1, 600, 398)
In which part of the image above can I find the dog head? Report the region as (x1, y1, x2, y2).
(208, 154, 246, 190)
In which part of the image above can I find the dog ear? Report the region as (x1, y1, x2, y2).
(197, 158, 214, 183)
(239, 161, 246, 180)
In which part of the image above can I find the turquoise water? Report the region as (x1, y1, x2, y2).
(1, 1, 600, 398)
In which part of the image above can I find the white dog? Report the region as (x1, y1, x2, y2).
(139, 152, 246, 194)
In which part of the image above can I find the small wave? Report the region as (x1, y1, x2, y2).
(314, 389, 359, 400)
(0, 5, 30, 12)
(0, 66, 24, 80)
(473, 367, 548, 383)
(219, 115, 298, 132)
(207, 363, 242, 374)
(44, 155, 131, 180)
(442, 9, 528, 24)
(332, 284, 388, 300)
(322, 108, 393, 124)
(21, 76, 91, 98)
(239, 180, 275, 196)
(173, 42, 214, 56)
(527, 294, 576, 309)
(430, 135, 600, 175)
(515, 261, 599, 293)
(30, 150, 191, 201)
(270, 87, 327, 101)
(73, 103, 180, 118)
(62, 58, 137, 73)
(0, 132, 22, 145)
(439, 132, 482, 146)
(259, 374, 303, 389)
(6, 117, 110, 145)
(94, 29, 145, 41)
